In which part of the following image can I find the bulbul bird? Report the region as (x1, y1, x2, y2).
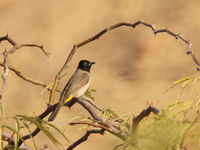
(48, 60, 95, 121)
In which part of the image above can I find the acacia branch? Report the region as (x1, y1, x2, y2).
(83, 98, 103, 112)
(49, 20, 200, 105)
(77, 98, 104, 122)
(0, 34, 49, 56)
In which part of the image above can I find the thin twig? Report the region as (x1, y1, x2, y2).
(0, 50, 8, 100)
(0, 62, 61, 93)
(0, 34, 49, 56)
(66, 129, 105, 150)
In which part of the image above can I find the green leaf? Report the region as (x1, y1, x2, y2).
(16, 115, 61, 146)
(102, 108, 118, 118)
(84, 88, 96, 101)
(42, 119, 69, 143)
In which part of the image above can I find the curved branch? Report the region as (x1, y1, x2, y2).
(49, 20, 200, 105)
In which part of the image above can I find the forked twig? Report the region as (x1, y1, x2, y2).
(0, 35, 49, 56)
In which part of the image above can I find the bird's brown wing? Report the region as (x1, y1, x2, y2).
(48, 70, 90, 121)
(61, 69, 90, 100)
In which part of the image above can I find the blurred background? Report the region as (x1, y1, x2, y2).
(1, 0, 200, 149)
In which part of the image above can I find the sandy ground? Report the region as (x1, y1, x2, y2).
(0, 0, 200, 149)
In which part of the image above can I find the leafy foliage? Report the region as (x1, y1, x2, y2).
(84, 88, 96, 101)
(135, 101, 200, 150)
(1, 76, 200, 150)
(0, 114, 69, 149)
(110, 100, 200, 150)
(111, 76, 200, 150)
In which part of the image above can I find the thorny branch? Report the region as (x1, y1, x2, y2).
(48, 20, 200, 105)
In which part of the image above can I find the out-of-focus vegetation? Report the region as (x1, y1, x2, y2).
(1, 76, 200, 150)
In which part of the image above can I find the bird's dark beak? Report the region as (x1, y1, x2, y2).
(90, 62, 95, 65)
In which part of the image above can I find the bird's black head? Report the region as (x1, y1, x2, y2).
(77, 60, 95, 72)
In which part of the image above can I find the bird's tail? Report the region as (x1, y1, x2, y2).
(48, 101, 63, 121)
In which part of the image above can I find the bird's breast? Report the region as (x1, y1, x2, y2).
(74, 78, 91, 98)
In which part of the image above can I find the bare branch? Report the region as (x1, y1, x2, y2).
(0, 62, 61, 93)
(66, 129, 105, 150)
(0, 50, 8, 100)
(132, 105, 159, 134)
(82, 97, 103, 112)
(77, 98, 104, 122)
(49, 20, 200, 105)
(0, 34, 49, 56)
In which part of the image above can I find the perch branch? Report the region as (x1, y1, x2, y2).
(49, 20, 200, 105)
(77, 98, 104, 122)
(82, 97, 104, 112)
(0, 34, 49, 56)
